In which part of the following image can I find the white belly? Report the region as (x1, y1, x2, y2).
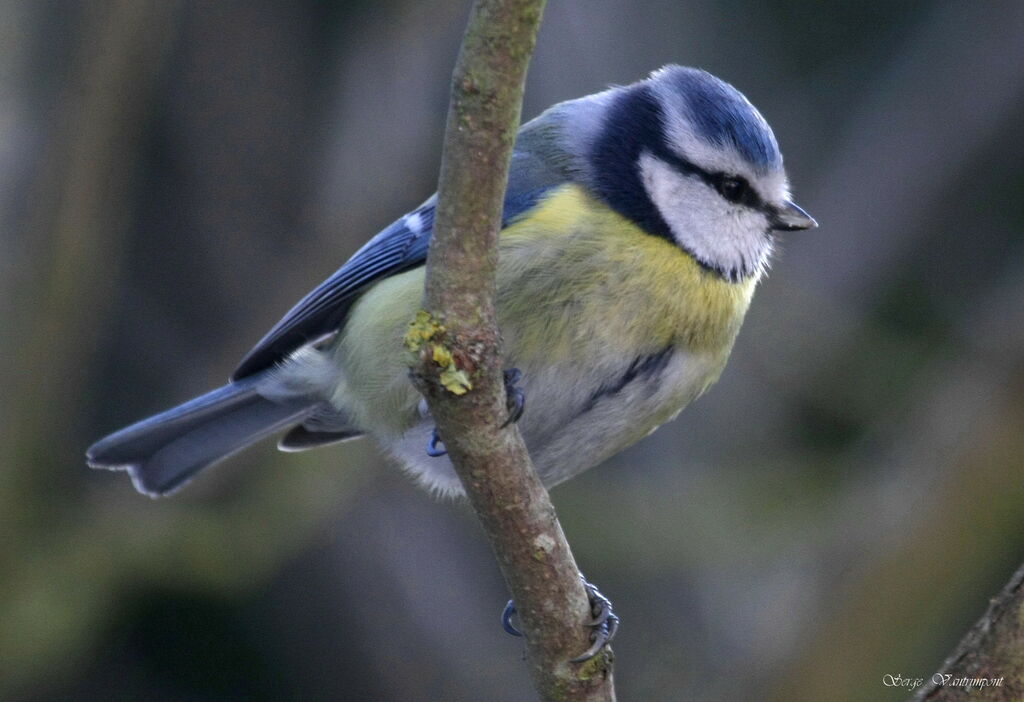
(384, 348, 722, 496)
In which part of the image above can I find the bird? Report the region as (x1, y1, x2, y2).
(87, 64, 816, 660)
(88, 64, 815, 498)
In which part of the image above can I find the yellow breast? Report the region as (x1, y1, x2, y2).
(336, 183, 759, 436)
(496, 183, 758, 364)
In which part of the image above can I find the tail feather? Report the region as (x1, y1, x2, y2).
(278, 425, 363, 452)
(87, 374, 319, 497)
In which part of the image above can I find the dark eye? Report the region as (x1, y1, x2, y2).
(717, 176, 748, 204)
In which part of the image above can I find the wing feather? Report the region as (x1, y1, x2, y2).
(232, 107, 578, 380)
(232, 205, 434, 379)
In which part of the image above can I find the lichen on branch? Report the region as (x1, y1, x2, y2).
(405, 310, 473, 396)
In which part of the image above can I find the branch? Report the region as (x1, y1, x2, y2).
(911, 562, 1024, 701)
(407, 1, 616, 699)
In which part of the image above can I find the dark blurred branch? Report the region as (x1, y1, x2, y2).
(6, 0, 182, 484)
(911, 563, 1024, 701)
(408, 1, 615, 699)
(1, 1, 186, 691)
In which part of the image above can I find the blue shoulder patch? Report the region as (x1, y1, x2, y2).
(660, 67, 781, 171)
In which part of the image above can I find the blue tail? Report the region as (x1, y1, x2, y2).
(86, 373, 319, 497)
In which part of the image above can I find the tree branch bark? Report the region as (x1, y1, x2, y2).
(407, 1, 616, 699)
(911, 562, 1024, 701)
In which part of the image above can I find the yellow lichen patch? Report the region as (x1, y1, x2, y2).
(404, 309, 444, 351)
(405, 309, 474, 396)
(431, 344, 454, 367)
(439, 367, 473, 395)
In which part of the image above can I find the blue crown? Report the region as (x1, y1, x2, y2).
(657, 66, 782, 172)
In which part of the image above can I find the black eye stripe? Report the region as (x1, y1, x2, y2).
(653, 149, 767, 211)
(713, 174, 760, 207)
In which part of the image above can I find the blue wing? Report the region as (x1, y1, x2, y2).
(232, 204, 435, 379)
(232, 185, 556, 379)
(232, 111, 576, 381)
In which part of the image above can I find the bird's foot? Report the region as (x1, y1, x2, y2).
(426, 368, 524, 457)
(572, 577, 620, 662)
(501, 574, 619, 663)
(501, 368, 525, 428)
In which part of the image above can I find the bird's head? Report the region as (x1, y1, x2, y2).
(582, 65, 816, 282)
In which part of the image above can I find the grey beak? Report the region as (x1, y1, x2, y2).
(769, 201, 818, 231)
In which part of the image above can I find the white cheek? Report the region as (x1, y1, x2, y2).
(639, 152, 772, 281)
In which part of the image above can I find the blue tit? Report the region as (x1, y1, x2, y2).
(88, 65, 816, 498)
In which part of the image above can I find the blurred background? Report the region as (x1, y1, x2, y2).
(2, 1, 1023, 700)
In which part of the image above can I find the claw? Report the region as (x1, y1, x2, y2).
(570, 618, 618, 664)
(499, 574, 618, 663)
(426, 427, 447, 457)
(571, 576, 619, 663)
(501, 368, 526, 428)
(502, 600, 522, 637)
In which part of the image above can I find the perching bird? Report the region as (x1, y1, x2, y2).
(88, 65, 815, 500)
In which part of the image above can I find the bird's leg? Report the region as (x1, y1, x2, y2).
(502, 574, 619, 663)
(426, 426, 447, 457)
(501, 368, 525, 427)
(426, 368, 523, 457)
